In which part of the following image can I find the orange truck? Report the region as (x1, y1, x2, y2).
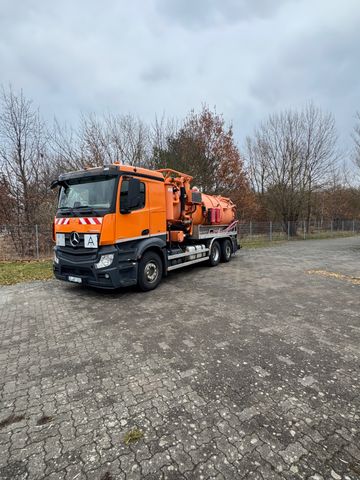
(51, 164, 239, 291)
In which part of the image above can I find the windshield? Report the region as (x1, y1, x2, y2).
(58, 176, 117, 211)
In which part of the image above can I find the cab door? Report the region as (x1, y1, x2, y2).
(116, 176, 150, 242)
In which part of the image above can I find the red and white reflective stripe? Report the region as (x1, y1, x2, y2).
(54, 218, 70, 225)
(78, 217, 103, 225)
(54, 217, 103, 225)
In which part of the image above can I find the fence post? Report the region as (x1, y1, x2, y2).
(249, 220, 252, 240)
(270, 221, 272, 242)
(303, 220, 306, 240)
(331, 220, 333, 235)
(35, 224, 39, 260)
(342, 220, 344, 232)
(353, 220, 355, 234)
(287, 221, 290, 240)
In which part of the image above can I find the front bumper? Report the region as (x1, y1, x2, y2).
(53, 245, 138, 289)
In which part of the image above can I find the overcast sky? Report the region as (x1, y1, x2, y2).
(1, 0, 359, 153)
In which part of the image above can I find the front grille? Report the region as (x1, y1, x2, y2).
(59, 250, 98, 263)
(61, 265, 94, 278)
(59, 246, 98, 256)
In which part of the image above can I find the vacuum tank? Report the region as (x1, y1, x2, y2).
(159, 169, 236, 233)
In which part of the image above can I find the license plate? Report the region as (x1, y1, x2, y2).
(68, 276, 82, 284)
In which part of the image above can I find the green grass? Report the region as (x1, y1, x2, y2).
(0, 260, 53, 286)
(299, 231, 356, 240)
(241, 239, 286, 249)
(240, 231, 358, 248)
(123, 428, 144, 445)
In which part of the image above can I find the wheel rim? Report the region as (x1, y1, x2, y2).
(212, 245, 220, 262)
(225, 244, 231, 258)
(144, 261, 159, 283)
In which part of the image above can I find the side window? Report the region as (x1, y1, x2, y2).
(120, 179, 146, 211)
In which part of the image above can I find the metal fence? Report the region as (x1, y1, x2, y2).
(0, 219, 359, 261)
(0, 225, 53, 261)
(238, 219, 360, 245)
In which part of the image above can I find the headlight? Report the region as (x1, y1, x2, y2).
(95, 254, 114, 269)
(54, 252, 59, 264)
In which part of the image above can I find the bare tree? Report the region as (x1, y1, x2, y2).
(0, 86, 54, 256)
(150, 114, 179, 169)
(0, 86, 48, 225)
(80, 113, 120, 166)
(52, 113, 151, 170)
(106, 113, 151, 166)
(246, 104, 338, 234)
(246, 135, 269, 195)
(353, 111, 360, 173)
(51, 119, 85, 171)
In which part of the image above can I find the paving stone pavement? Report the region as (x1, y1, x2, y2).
(0, 237, 359, 480)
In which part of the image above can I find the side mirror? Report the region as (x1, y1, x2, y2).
(126, 177, 141, 210)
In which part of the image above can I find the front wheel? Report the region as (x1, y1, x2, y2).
(208, 241, 221, 267)
(221, 239, 232, 262)
(138, 251, 163, 291)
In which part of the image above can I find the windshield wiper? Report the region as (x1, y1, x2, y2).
(74, 205, 102, 216)
(57, 207, 81, 217)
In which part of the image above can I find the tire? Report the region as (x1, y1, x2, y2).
(138, 251, 163, 291)
(221, 239, 232, 262)
(208, 241, 221, 267)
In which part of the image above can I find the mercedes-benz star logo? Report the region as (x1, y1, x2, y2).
(70, 232, 80, 247)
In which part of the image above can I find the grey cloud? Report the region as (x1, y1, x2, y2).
(141, 65, 171, 84)
(155, 0, 295, 28)
(248, 21, 360, 148)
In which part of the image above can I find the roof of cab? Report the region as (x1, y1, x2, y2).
(57, 164, 165, 182)
(119, 164, 164, 180)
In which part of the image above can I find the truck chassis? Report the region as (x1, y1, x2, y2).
(167, 222, 238, 271)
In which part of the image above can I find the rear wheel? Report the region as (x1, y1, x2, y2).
(221, 239, 232, 262)
(138, 251, 163, 291)
(208, 241, 221, 267)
